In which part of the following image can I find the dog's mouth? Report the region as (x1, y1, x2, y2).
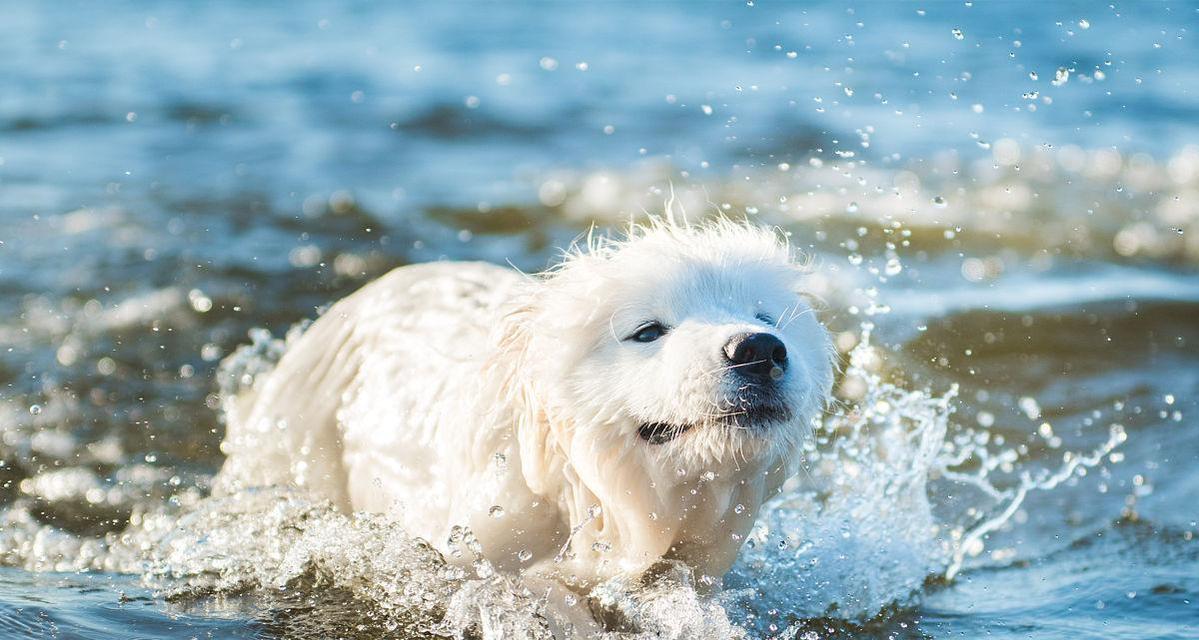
(637, 404, 792, 445)
(637, 422, 695, 445)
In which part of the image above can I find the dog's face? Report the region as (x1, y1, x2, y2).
(522, 222, 834, 472)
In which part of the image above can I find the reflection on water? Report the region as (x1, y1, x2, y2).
(1, 1, 1196, 638)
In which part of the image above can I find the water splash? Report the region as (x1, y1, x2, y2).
(728, 321, 956, 624)
(728, 321, 1128, 632)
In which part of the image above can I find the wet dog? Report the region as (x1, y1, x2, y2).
(216, 218, 834, 611)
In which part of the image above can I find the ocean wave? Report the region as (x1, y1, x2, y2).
(522, 144, 1199, 265)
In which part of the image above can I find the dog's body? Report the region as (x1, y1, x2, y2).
(216, 221, 834, 591)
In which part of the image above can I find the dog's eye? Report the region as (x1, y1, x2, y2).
(755, 312, 774, 325)
(627, 322, 668, 343)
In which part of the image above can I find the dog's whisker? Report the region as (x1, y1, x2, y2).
(779, 307, 815, 330)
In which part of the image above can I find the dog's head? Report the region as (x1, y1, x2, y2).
(493, 218, 834, 579)
(508, 219, 833, 465)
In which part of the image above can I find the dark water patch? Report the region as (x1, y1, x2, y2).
(1, 112, 117, 133)
(162, 102, 238, 126)
(425, 204, 574, 257)
(428, 204, 553, 236)
(900, 300, 1198, 404)
(0, 460, 25, 506)
(28, 497, 132, 538)
(765, 605, 927, 640)
(391, 103, 558, 141)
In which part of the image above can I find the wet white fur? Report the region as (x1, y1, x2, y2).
(215, 219, 834, 590)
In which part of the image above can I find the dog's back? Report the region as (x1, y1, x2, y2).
(215, 262, 522, 529)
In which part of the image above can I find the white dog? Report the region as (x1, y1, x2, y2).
(215, 219, 834, 599)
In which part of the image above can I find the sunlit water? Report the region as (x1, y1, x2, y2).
(1, 2, 1196, 638)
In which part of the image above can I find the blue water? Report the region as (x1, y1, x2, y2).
(4, 1, 1196, 213)
(1, 2, 1197, 638)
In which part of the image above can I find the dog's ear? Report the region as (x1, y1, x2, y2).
(486, 291, 565, 496)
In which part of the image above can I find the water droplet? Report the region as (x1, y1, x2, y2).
(488, 505, 505, 518)
(1029, 71, 1039, 81)
(701, 104, 713, 116)
(188, 289, 213, 313)
(474, 559, 495, 578)
(951, 28, 964, 40)
(28, 404, 42, 416)
(932, 195, 947, 208)
(1078, 19, 1090, 29)
(1019, 397, 1042, 420)
(846, 201, 859, 213)
(517, 549, 533, 562)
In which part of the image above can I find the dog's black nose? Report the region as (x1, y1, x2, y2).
(724, 332, 787, 380)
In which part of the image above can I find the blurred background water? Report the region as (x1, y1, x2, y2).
(0, 2, 1196, 638)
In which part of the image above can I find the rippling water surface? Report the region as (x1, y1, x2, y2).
(1, 2, 1196, 638)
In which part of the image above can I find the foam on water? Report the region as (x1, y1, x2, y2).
(540, 143, 1199, 265)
